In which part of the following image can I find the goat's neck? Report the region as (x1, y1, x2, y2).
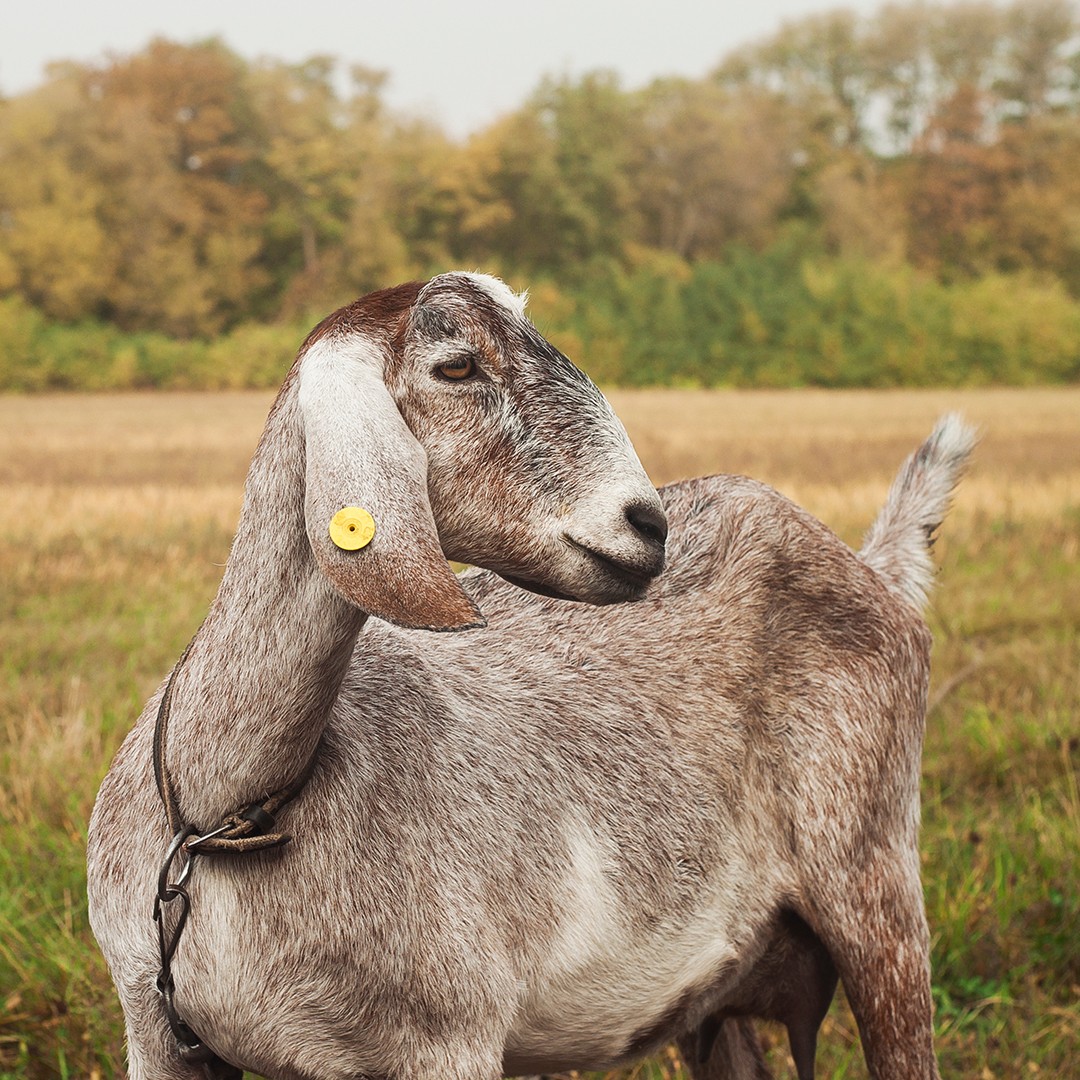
(163, 388, 367, 828)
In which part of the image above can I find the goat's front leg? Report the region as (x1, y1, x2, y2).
(676, 1017, 774, 1080)
(815, 857, 940, 1080)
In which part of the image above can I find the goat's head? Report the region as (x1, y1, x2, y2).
(296, 272, 666, 631)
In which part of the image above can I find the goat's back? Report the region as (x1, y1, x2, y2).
(356, 472, 933, 854)
(441, 473, 931, 727)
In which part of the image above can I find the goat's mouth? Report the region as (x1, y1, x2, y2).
(493, 534, 663, 605)
(574, 542, 655, 586)
(561, 535, 662, 601)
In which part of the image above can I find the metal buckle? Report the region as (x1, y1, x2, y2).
(157, 825, 198, 898)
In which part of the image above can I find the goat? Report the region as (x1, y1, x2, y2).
(88, 271, 974, 1080)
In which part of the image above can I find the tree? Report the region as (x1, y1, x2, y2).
(813, 151, 907, 263)
(445, 72, 641, 276)
(634, 78, 800, 258)
(995, 113, 1080, 292)
(715, 8, 875, 149)
(90, 38, 270, 335)
(903, 82, 1019, 275)
(0, 74, 114, 319)
(246, 55, 362, 313)
(996, 0, 1079, 119)
(865, 1, 1003, 151)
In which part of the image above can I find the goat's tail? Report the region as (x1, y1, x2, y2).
(858, 413, 977, 612)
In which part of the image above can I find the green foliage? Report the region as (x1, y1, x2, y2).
(0, 296, 304, 391)
(526, 242, 1080, 389)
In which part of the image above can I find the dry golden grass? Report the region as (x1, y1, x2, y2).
(1, 387, 1077, 1079)
(610, 385, 1080, 527)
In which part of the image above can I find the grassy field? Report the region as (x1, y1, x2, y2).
(1, 387, 1078, 1078)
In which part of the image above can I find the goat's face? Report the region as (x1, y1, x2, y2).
(298, 273, 666, 630)
(387, 274, 666, 606)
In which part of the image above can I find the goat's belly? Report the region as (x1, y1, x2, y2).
(500, 820, 769, 1072)
(503, 908, 755, 1073)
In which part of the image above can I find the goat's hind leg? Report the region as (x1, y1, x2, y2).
(773, 919, 838, 1080)
(676, 1017, 774, 1080)
(684, 913, 835, 1080)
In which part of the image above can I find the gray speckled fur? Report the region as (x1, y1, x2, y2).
(88, 274, 973, 1080)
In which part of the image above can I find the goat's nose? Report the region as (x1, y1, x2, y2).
(625, 499, 668, 549)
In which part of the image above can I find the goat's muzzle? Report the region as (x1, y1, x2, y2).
(546, 495, 667, 605)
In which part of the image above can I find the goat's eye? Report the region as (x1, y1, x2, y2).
(435, 355, 477, 381)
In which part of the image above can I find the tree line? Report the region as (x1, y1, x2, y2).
(2, 0, 1080, 389)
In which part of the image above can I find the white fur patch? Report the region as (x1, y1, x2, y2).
(462, 272, 528, 317)
(506, 819, 759, 1070)
(297, 334, 386, 412)
(551, 821, 626, 966)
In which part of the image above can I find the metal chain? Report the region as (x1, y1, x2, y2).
(153, 826, 227, 1070)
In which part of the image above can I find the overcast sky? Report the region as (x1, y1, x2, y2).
(2, 0, 888, 138)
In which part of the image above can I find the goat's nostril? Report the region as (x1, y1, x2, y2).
(625, 501, 668, 547)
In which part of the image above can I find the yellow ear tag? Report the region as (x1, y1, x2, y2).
(329, 507, 376, 551)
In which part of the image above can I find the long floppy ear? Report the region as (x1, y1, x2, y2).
(297, 333, 484, 631)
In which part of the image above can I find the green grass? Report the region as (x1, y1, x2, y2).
(1, 388, 1077, 1078)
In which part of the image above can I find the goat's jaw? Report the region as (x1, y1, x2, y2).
(515, 489, 669, 603)
(502, 564, 654, 606)
(553, 491, 668, 604)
